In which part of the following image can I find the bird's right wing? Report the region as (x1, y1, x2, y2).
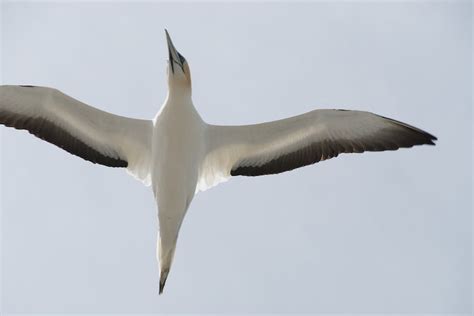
(197, 109, 436, 192)
(0, 85, 153, 185)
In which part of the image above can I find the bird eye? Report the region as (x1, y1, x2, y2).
(178, 52, 186, 64)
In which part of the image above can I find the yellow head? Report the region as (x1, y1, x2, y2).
(165, 30, 191, 96)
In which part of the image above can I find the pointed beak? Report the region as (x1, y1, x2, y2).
(165, 29, 183, 73)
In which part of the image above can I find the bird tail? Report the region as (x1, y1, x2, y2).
(157, 235, 177, 295)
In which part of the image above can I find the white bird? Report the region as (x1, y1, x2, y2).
(0, 30, 436, 294)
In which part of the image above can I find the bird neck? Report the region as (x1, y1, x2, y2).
(164, 86, 194, 111)
(167, 82, 192, 102)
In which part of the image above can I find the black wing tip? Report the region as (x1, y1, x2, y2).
(378, 114, 437, 145)
(421, 130, 437, 143)
(428, 136, 437, 145)
(417, 130, 437, 146)
(402, 129, 437, 148)
(416, 131, 437, 146)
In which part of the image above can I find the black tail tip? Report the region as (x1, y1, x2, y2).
(159, 274, 168, 295)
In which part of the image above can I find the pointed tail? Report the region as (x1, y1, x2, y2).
(157, 234, 177, 295)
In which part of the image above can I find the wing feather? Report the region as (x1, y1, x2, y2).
(197, 109, 436, 192)
(0, 85, 153, 185)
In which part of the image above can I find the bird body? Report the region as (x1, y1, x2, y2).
(0, 30, 437, 294)
(152, 92, 204, 292)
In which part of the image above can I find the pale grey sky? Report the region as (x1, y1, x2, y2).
(1, 1, 472, 313)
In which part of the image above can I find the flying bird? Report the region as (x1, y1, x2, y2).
(0, 30, 437, 294)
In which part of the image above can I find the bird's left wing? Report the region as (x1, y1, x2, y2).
(0, 85, 153, 185)
(197, 109, 436, 192)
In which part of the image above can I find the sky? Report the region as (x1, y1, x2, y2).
(0, 1, 472, 314)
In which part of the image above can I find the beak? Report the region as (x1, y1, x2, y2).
(165, 29, 183, 73)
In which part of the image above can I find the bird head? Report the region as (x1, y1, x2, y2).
(165, 30, 191, 96)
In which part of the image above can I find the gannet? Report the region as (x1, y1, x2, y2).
(0, 30, 437, 294)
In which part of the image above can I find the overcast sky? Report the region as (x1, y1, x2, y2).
(1, 1, 472, 314)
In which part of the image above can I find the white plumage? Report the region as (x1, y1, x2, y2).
(0, 30, 436, 294)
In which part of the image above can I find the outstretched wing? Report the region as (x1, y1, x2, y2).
(197, 109, 436, 192)
(0, 85, 153, 185)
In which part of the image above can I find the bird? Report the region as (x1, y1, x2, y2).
(0, 30, 436, 294)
